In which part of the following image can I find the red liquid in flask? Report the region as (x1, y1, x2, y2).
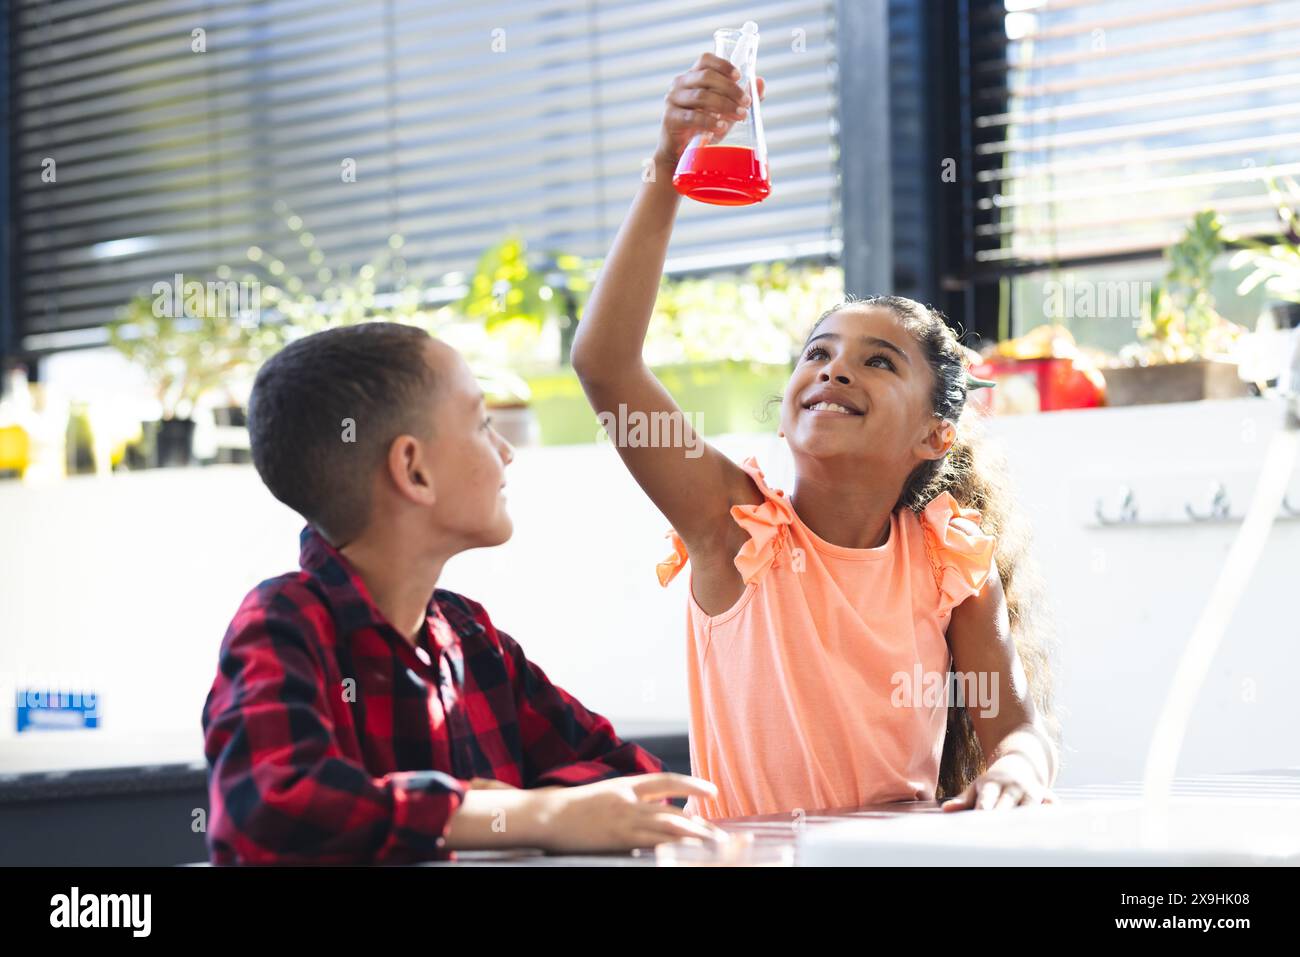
(673, 145, 771, 206)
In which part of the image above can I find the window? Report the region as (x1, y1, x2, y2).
(9, 0, 840, 353)
(964, 0, 1300, 339)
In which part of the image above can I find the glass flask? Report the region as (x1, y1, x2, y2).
(673, 20, 770, 206)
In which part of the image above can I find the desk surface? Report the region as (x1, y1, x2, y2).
(424, 768, 1300, 867)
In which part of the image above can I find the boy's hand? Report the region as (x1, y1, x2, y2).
(466, 777, 518, 790)
(528, 772, 725, 853)
(940, 750, 1053, 811)
(654, 53, 765, 172)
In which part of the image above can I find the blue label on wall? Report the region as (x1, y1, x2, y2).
(16, 689, 100, 732)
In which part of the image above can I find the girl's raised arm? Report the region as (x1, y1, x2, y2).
(571, 54, 764, 555)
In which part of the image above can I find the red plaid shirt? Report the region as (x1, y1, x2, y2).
(202, 525, 662, 865)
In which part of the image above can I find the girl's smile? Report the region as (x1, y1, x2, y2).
(801, 386, 866, 417)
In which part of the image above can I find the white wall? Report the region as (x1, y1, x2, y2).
(986, 396, 1300, 783)
(1, 397, 1297, 783)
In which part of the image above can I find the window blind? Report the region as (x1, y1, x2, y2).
(968, 0, 1300, 271)
(10, 0, 840, 349)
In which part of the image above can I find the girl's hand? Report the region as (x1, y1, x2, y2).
(940, 750, 1054, 811)
(654, 52, 766, 171)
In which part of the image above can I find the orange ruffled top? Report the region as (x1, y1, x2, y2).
(656, 457, 996, 820)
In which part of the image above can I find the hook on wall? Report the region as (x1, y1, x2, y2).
(1186, 481, 1232, 522)
(1096, 486, 1138, 525)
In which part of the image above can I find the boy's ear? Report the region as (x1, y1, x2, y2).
(386, 434, 437, 506)
(917, 418, 957, 462)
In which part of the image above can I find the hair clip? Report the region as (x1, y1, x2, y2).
(965, 370, 997, 390)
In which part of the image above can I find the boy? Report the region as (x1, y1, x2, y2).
(202, 322, 718, 864)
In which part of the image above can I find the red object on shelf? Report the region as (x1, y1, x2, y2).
(672, 145, 771, 206)
(968, 356, 1104, 414)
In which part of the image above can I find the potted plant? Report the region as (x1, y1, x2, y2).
(1230, 174, 1300, 305)
(524, 260, 844, 444)
(236, 218, 573, 447)
(1103, 211, 1251, 406)
(108, 284, 276, 467)
(475, 368, 537, 447)
(452, 234, 575, 446)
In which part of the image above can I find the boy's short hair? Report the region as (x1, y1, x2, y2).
(248, 322, 437, 544)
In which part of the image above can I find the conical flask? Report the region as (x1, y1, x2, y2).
(673, 20, 770, 206)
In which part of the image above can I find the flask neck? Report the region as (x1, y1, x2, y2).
(714, 30, 759, 77)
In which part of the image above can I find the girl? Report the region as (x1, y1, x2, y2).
(571, 52, 1061, 820)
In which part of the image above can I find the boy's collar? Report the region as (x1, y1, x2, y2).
(297, 524, 465, 650)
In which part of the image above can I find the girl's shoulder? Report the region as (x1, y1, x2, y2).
(912, 491, 997, 615)
(657, 461, 998, 613)
(727, 457, 797, 585)
(656, 456, 793, 587)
